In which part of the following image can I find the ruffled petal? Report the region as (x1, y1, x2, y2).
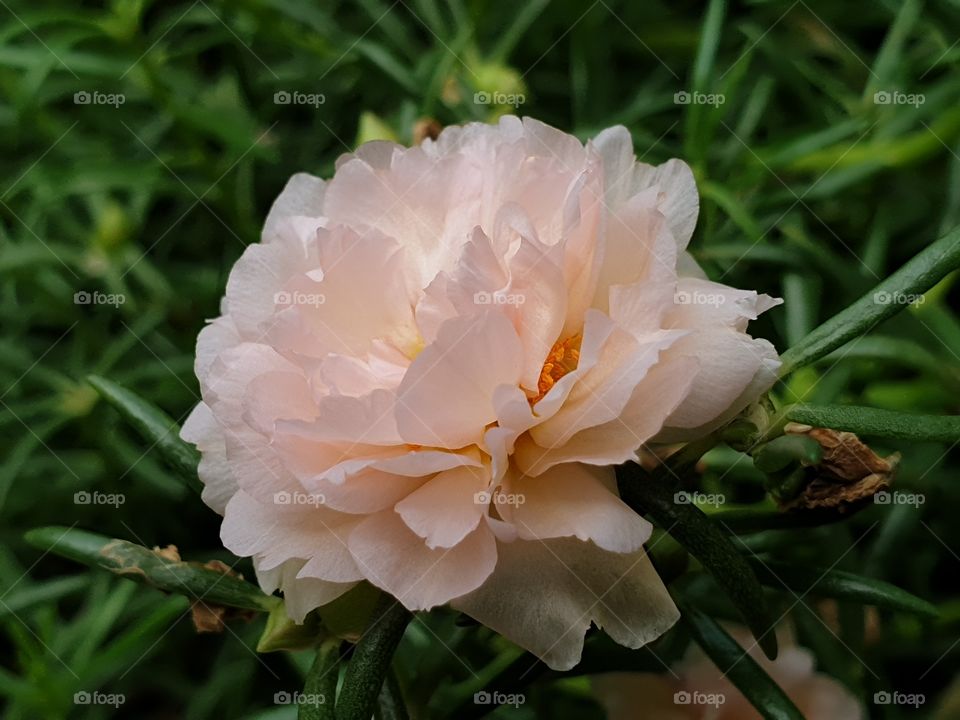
(515, 354, 699, 475)
(180, 402, 234, 514)
(263, 172, 326, 242)
(348, 510, 497, 610)
(452, 537, 679, 671)
(499, 463, 652, 553)
(222, 491, 363, 582)
(396, 312, 524, 448)
(395, 464, 490, 548)
(255, 559, 356, 624)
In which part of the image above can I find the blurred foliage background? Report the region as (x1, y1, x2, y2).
(2, 0, 960, 717)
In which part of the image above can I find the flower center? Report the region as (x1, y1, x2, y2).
(530, 334, 582, 404)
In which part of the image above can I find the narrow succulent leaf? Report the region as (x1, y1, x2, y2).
(785, 404, 960, 443)
(87, 375, 202, 494)
(24, 526, 277, 612)
(680, 601, 805, 720)
(780, 226, 960, 373)
(747, 558, 937, 617)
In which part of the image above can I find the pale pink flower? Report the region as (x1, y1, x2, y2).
(181, 116, 780, 670)
(594, 627, 864, 719)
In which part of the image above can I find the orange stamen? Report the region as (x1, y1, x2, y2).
(530, 334, 582, 405)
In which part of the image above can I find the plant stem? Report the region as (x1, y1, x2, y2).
(299, 638, 340, 720)
(336, 593, 412, 720)
(779, 225, 960, 374)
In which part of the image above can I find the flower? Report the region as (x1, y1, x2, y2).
(181, 116, 780, 670)
(593, 626, 864, 719)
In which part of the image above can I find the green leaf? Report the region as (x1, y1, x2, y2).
(747, 559, 938, 617)
(490, 0, 551, 61)
(867, 0, 922, 95)
(87, 375, 202, 494)
(299, 638, 340, 720)
(0, 575, 89, 619)
(779, 225, 960, 374)
(23, 526, 278, 612)
(816, 335, 960, 390)
(617, 463, 779, 659)
(691, 0, 725, 91)
(679, 602, 805, 720)
(336, 593, 412, 720)
(708, 501, 858, 534)
(377, 667, 410, 720)
(785, 404, 960, 443)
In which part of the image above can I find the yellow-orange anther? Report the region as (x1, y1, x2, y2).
(531, 334, 582, 405)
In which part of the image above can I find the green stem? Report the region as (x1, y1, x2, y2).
(779, 225, 960, 374)
(707, 502, 862, 533)
(299, 638, 340, 720)
(376, 666, 410, 720)
(336, 593, 412, 720)
(653, 433, 721, 481)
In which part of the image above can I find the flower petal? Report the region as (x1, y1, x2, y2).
(180, 402, 234, 514)
(659, 330, 780, 440)
(256, 559, 356, 624)
(500, 463, 651, 552)
(395, 464, 490, 548)
(348, 510, 497, 610)
(263, 172, 326, 242)
(515, 354, 699, 475)
(452, 537, 679, 671)
(222, 491, 363, 582)
(396, 311, 524, 448)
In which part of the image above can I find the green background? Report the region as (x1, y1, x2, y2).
(2, 0, 959, 717)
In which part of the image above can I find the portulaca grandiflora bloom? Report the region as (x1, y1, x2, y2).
(182, 116, 780, 670)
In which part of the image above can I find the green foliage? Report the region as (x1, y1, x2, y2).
(87, 375, 202, 492)
(680, 603, 805, 720)
(746, 559, 938, 618)
(24, 526, 279, 612)
(3, 0, 960, 718)
(786, 403, 960, 442)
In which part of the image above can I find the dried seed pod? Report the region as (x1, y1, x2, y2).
(778, 424, 899, 512)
